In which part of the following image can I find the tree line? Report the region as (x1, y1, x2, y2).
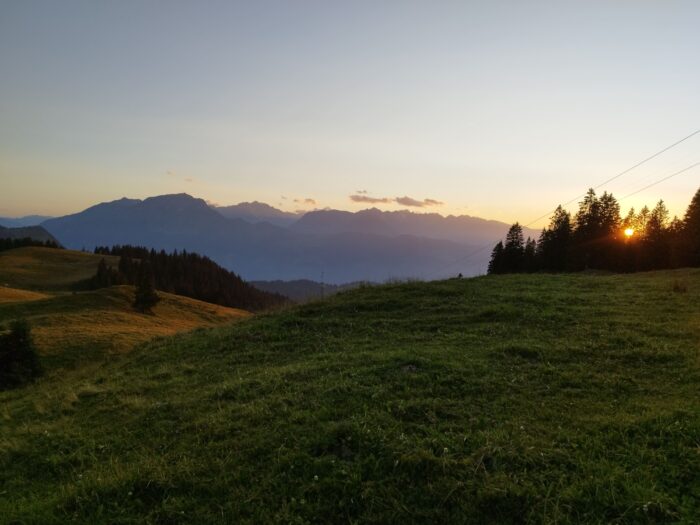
(89, 245, 288, 311)
(489, 187, 700, 274)
(0, 238, 60, 252)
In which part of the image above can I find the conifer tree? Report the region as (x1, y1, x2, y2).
(537, 205, 571, 272)
(523, 237, 538, 273)
(502, 223, 525, 272)
(682, 187, 700, 266)
(488, 241, 505, 274)
(133, 261, 160, 313)
(639, 201, 670, 270)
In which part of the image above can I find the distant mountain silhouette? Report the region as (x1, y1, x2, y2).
(0, 215, 53, 228)
(41, 194, 519, 282)
(291, 208, 539, 245)
(0, 225, 59, 244)
(215, 201, 300, 227)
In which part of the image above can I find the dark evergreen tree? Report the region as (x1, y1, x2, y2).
(523, 237, 538, 273)
(642, 200, 670, 269)
(537, 205, 571, 272)
(488, 241, 505, 274)
(133, 261, 160, 313)
(0, 319, 42, 389)
(681, 187, 700, 266)
(502, 223, 525, 273)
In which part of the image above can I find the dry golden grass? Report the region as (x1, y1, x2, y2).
(0, 247, 251, 360)
(0, 286, 50, 304)
(0, 286, 250, 356)
(0, 247, 119, 291)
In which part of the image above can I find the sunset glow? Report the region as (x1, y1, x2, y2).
(624, 228, 635, 238)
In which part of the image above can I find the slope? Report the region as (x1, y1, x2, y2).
(0, 286, 249, 366)
(0, 247, 119, 291)
(1, 270, 698, 523)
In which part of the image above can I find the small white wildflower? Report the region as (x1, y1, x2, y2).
(314, 475, 319, 481)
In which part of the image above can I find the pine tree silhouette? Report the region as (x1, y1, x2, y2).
(133, 261, 160, 313)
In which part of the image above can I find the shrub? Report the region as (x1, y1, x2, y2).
(0, 319, 42, 389)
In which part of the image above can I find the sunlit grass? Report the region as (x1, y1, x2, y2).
(0, 247, 119, 291)
(0, 286, 50, 304)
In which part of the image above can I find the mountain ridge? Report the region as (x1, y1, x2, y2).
(40, 193, 524, 282)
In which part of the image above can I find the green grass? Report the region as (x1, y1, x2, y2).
(0, 247, 250, 369)
(0, 247, 119, 291)
(0, 286, 250, 368)
(1, 270, 699, 523)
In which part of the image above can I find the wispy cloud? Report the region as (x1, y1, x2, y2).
(294, 197, 317, 206)
(350, 194, 391, 204)
(350, 193, 443, 207)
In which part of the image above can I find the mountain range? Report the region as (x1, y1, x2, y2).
(215, 202, 301, 227)
(0, 225, 58, 244)
(0, 215, 53, 228)
(36, 194, 536, 283)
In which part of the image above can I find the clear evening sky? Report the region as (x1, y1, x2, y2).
(1, 1, 699, 225)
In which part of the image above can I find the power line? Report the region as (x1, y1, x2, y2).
(619, 161, 700, 201)
(429, 129, 700, 278)
(523, 128, 700, 227)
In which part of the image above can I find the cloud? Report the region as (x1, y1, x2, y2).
(350, 194, 391, 204)
(350, 193, 444, 207)
(356, 189, 368, 194)
(395, 196, 443, 208)
(293, 197, 317, 206)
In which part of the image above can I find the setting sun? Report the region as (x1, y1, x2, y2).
(624, 228, 635, 237)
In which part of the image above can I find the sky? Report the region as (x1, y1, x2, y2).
(1, 1, 699, 225)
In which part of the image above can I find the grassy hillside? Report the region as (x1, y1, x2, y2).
(1, 270, 699, 523)
(0, 247, 250, 369)
(0, 286, 249, 367)
(0, 286, 50, 304)
(0, 247, 119, 291)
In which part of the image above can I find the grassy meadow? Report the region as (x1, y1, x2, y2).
(1, 269, 699, 523)
(0, 247, 120, 291)
(0, 247, 250, 370)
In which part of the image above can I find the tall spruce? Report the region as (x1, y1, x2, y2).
(682, 187, 700, 266)
(537, 205, 571, 272)
(643, 200, 670, 269)
(488, 241, 505, 275)
(502, 223, 525, 273)
(133, 261, 160, 313)
(523, 237, 538, 273)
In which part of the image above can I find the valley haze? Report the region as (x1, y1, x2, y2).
(38, 193, 537, 283)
